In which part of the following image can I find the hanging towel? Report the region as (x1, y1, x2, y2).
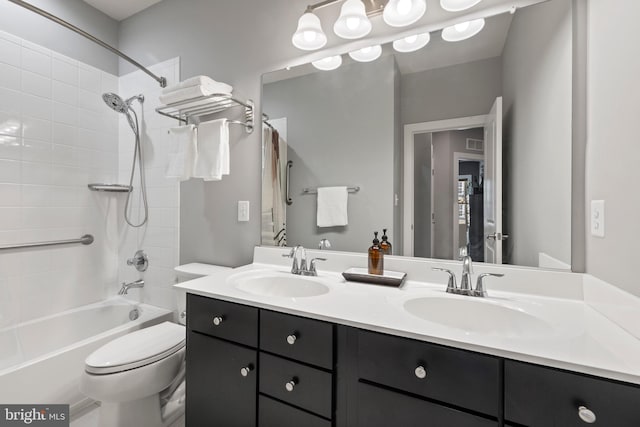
(161, 76, 233, 95)
(194, 118, 229, 181)
(159, 84, 232, 106)
(165, 124, 197, 181)
(317, 187, 348, 227)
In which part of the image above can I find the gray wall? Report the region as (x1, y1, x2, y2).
(586, 0, 640, 296)
(502, 0, 572, 267)
(262, 57, 396, 252)
(413, 133, 432, 258)
(0, 0, 118, 74)
(401, 57, 502, 125)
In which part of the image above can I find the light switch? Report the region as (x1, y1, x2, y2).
(238, 201, 250, 222)
(590, 200, 605, 237)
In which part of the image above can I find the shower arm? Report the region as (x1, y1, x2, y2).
(8, 0, 167, 88)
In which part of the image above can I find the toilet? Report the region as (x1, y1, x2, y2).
(80, 263, 230, 427)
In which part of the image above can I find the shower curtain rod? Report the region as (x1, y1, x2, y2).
(8, 0, 167, 88)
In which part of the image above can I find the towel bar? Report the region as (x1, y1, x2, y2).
(303, 186, 360, 194)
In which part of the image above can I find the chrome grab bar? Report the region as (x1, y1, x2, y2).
(286, 160, 293, 206)
(0, 234, 94, 251)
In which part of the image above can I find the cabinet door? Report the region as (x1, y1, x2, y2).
(186, 331, 257, 427)
(355, 382, 498, 427)
(505, 360, 640, 427)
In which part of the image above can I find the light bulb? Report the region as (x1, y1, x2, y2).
(397, 0, 412, 15)
(383, 0, 426, 27)
(405, 35, 418, 43)
(348, 45, 382, 62)
(346, 17, 360, 30)
(312, 55, 343, 71)
(455, 22, 470, 32)
(292, 12, 327, 50)
(303, 31, 316, 42)
(393, 32, 430, 52)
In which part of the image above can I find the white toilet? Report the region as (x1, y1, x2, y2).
(80, 263, 230, 427)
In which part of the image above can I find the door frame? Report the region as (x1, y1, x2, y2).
(452, 152, 485, 259)
(403, 115, 487, 257)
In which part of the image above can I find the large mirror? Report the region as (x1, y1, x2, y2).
(261, 0, 573, 270)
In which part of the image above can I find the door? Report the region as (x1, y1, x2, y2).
(483, 97, 503, 263)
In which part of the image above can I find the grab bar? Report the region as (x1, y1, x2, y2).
(286, 161, 293, 206)
(0, 234, 94, 251)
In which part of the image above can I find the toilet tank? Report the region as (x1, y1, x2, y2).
(174, 263, 231, 325)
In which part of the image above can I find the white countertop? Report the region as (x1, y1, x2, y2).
(176, 248, 640, 385)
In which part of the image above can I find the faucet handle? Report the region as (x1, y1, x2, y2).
(309, 258, 327, 275)
(474, 273, 504, 297)
(432, 268, 457, 293)
(282, 248, 295, 258)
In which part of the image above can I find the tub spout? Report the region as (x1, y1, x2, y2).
(118, 279, 144, 295)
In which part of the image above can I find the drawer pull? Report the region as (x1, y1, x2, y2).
(414, 365, 427, 379)
(578, 406, 596, 424)
(240, 365, 253, 377)
(285, 378, 298, 392)
(286, 333, 298, 345)
(212, 316, 224, 326)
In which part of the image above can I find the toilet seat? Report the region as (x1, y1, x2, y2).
(86, 322, 185, 375)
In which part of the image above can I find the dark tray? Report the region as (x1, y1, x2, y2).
(342, 268, 407, 287)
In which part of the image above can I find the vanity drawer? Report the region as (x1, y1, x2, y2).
(187, 294, 258, 347)
(259, 352, 333, 419)
(259, 395, 331, 427)
(260, 310, 334, 369)
(356, 330, 500, 417)
(355, 382, 498, 427)
(505, 360, 640, 426)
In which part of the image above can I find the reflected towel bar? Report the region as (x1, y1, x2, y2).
(303, 186, 360, 194)
(0, 234, 94, 251)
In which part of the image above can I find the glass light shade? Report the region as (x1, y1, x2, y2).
(392, 32, 430, 52)
(333, 0, 372, 39)
(312, 55, 343, 71)
(348, 45, 382, 62)
(292, 12, 327, 50)
(383, 0, 427, 27)
(441, 18, 485, 42)
(440, 0, 482, 12)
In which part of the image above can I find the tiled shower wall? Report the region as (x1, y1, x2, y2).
(117, 58, 181, 313)
(0, 30, 120, 326)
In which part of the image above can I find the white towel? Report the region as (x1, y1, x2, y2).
(166, 125, 197, 181)
(161, 76, 233, 95)
(317, 187, 348, 227)
(194, 118, 229, 181)
(159, 84, 232, 106)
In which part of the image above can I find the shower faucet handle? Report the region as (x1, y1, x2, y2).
(127, 250, 148, 272)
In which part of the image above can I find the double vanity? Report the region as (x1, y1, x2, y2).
(177, 247, 640, 426)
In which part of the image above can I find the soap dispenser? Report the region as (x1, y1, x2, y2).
(380, 229, 392, 255)
(368, 232, 384, 275)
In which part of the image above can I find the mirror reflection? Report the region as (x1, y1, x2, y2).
(261, 0, 572, 269)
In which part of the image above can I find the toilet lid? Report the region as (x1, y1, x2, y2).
(86, 322, 185, 374)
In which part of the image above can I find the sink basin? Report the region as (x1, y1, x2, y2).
(403, 296, 554, 337)
(232, 273, 330, 298)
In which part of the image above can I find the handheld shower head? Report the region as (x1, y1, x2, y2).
(102, 92, 128, 114)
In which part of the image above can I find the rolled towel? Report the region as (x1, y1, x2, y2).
(159, 84, 232, 106)
(166, 124, 197, 181)
(161, 75, 233, 96)
(193, 118, 229, 181)
(317, 186, 349, 227)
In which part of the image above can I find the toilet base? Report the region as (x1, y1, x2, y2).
(99, 396, 162, 427)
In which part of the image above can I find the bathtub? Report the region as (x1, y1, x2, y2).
(0, 297, 173, 413)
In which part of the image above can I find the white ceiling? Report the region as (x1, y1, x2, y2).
(82, 0, 163, 21)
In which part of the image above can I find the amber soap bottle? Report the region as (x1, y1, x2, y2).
(380, 228, 392, 255)
(368, 232, 384, 275)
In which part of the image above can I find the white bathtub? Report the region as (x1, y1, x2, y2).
(0, 298, 173, 412)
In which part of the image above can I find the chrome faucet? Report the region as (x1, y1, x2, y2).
(432, 249, 503, 297)
(318, 238, 331, 250)
(282, 246, 326, 276)
(118, 279, 144, 295)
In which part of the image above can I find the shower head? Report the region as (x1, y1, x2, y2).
(102, 92, 129, 114)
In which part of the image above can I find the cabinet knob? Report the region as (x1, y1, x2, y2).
(285, 379, 297, 392)
(578, 406, 596, 424)
(414, 365, 427, 379)
(212, 316, 224, 326)
(240, 365, 253, 377)
(286, 333, 298, 345)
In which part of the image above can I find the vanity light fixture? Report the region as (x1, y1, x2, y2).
(441, 18, 485, 42)
(312, 55, 343, 70)
(392, 32, 430, 52)
(383, 0, 427, 27)
(292, 12, 328, 50)
(334, 0, 372, 39)
(348, 44, 382, 62)
(439, 0, 482, 12)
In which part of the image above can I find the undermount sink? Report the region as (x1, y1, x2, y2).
(231, 272, 330, 298)
(403, 296, 554, 337)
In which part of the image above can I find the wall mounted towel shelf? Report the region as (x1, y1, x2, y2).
(156, 94, 255, 133)
(88, 184, 133, 193)
(303, 186, 360, 194)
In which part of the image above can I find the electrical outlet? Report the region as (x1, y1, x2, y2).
(238, 201, 250, 222)
(590, 200, 605, 237)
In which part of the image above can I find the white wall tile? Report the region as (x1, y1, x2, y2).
(0, 39, 20, 67)
(22, 116, 51, 141)
(52, 80, 77, 106)
(21, 139, 51, 163)
(21, 47, 51, 78)
(0, 63, 20, 90)
(78, 66, 101, 93)
(52, 58, 78, 86)
(21, 161, 51, 185)
(21, 93, 52, 121)
(0, 88, 22, 114)
(21, 70, 51, 99)
(0, 183, 20, 206)
(0, 159, 20, 183)
(0, 135, 21, 160)
(53, 102, 77, 126)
